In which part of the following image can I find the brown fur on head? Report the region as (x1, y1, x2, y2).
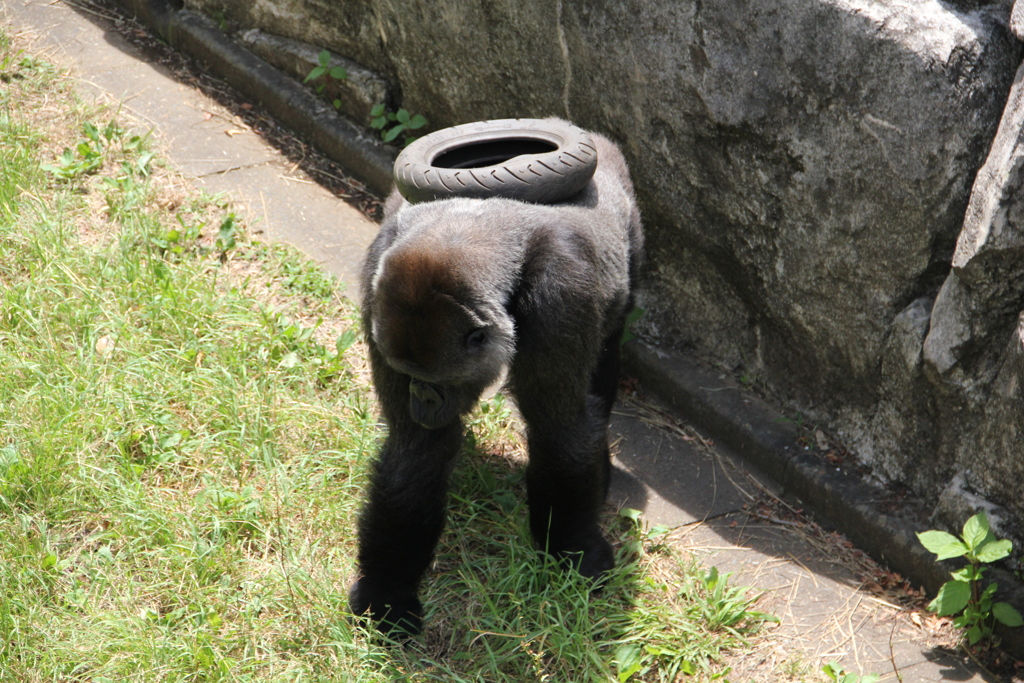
(369, 238, 515, 428)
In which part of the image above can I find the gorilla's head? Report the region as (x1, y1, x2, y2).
(369, 237, 515, 429)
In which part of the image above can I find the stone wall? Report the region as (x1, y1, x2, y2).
(181, 0, 1023, 535)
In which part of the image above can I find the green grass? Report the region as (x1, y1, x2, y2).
(0, 33, 772, 682)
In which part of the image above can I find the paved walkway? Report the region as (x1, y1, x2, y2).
(2, 1, 1000, 680)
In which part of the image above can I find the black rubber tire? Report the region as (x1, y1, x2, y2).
(393, 118, 598, 204)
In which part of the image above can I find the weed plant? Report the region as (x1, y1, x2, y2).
(0, 34, 772, 682)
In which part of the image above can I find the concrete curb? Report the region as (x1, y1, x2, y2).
(623, 340, 1024, 656)
(108, 0, 395, 196)
(102, 0, 1024, 658)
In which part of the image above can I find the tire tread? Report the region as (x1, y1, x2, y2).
(394, 118, 597, 204)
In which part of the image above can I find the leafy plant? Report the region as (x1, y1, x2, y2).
(43, 122, 107, 179)
(821, 661, 880, 683)
(277, 250, 339, 301)
(45, 119, 151, 192)
(679, 565, 777, 636)
(150, 214, 206, 259)
(620, 305, 645, 345)
(303, 49, 347, 109)
(370, 104, 427, 146)
(312, 330, 358, 385)
(917, 511, 1023, 645)
(215, 213, 238, 260)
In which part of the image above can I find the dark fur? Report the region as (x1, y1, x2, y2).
(350, 125, 643, 636)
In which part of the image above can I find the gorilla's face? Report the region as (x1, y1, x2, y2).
(371, 266, 514, 429)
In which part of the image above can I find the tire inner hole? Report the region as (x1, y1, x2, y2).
(432, 138, 558, 169)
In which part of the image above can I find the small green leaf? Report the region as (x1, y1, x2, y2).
(620, 306, 646, 345)
(950, 566, 973, 582)
(705, 566, 720, 590)
(137, 151, 155, 176)
(160, 432, 182, 449)
(41, 553, 58, 570)
(407, 114, 427, 129)
(370, 103, 385, 117)
(917, 530, 969, 560)
(619, 508, 642, 522)
(928, 579, 971, 616)
(962, 512, 990, 551)
(493, 490, 517, 512)
(383, 124, 405, 143)
(317, 49, 331, 67)
(83, 121, 100, 143)
(335, 329, 357, 354)
(976, 538, 1012, 563)
(646, 524, 673, 538)
(614, 644, 643, 682)
(217, 214, 237, 250)
(329, 66, 347, 80)
(395, 108, 410, 124)
(304, 65, 326, 83)
(993, 602, 1024, 627)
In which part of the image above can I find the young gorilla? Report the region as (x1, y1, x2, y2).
(350, 127, 643, 636)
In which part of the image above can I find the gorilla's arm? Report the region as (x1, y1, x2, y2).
(348, 330, 463, 636)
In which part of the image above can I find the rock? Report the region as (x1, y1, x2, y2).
(923, 272, 973, 377)
(238, 29, 392, 126)
(902, 57, 1024, 526)
(861, 297, 943, 489)
(1012, 0, 1024, 38)
(932, 472, 1018, 544)
(925, 57, 1024, 387)
(968, 313, 1024, 514)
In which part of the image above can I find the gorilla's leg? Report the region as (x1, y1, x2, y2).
(590, 325, 624, 423)
(516, 388, 615, 581)
(349, 345, 462, 637)
(588, 324, 626, 497)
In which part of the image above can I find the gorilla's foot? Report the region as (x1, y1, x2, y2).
(553, 533, 615, 583)
(348, 579, 423, 638)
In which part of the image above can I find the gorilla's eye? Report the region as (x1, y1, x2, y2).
(466, 328, 487, 349)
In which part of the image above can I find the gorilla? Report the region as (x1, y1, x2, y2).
(349, 126, 643, 636)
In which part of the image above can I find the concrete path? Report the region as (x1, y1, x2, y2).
(1, 1, 1000, 680)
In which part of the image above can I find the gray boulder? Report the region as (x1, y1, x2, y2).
(924, 56, 1024, 386)
(917, 55, 1024, 527)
